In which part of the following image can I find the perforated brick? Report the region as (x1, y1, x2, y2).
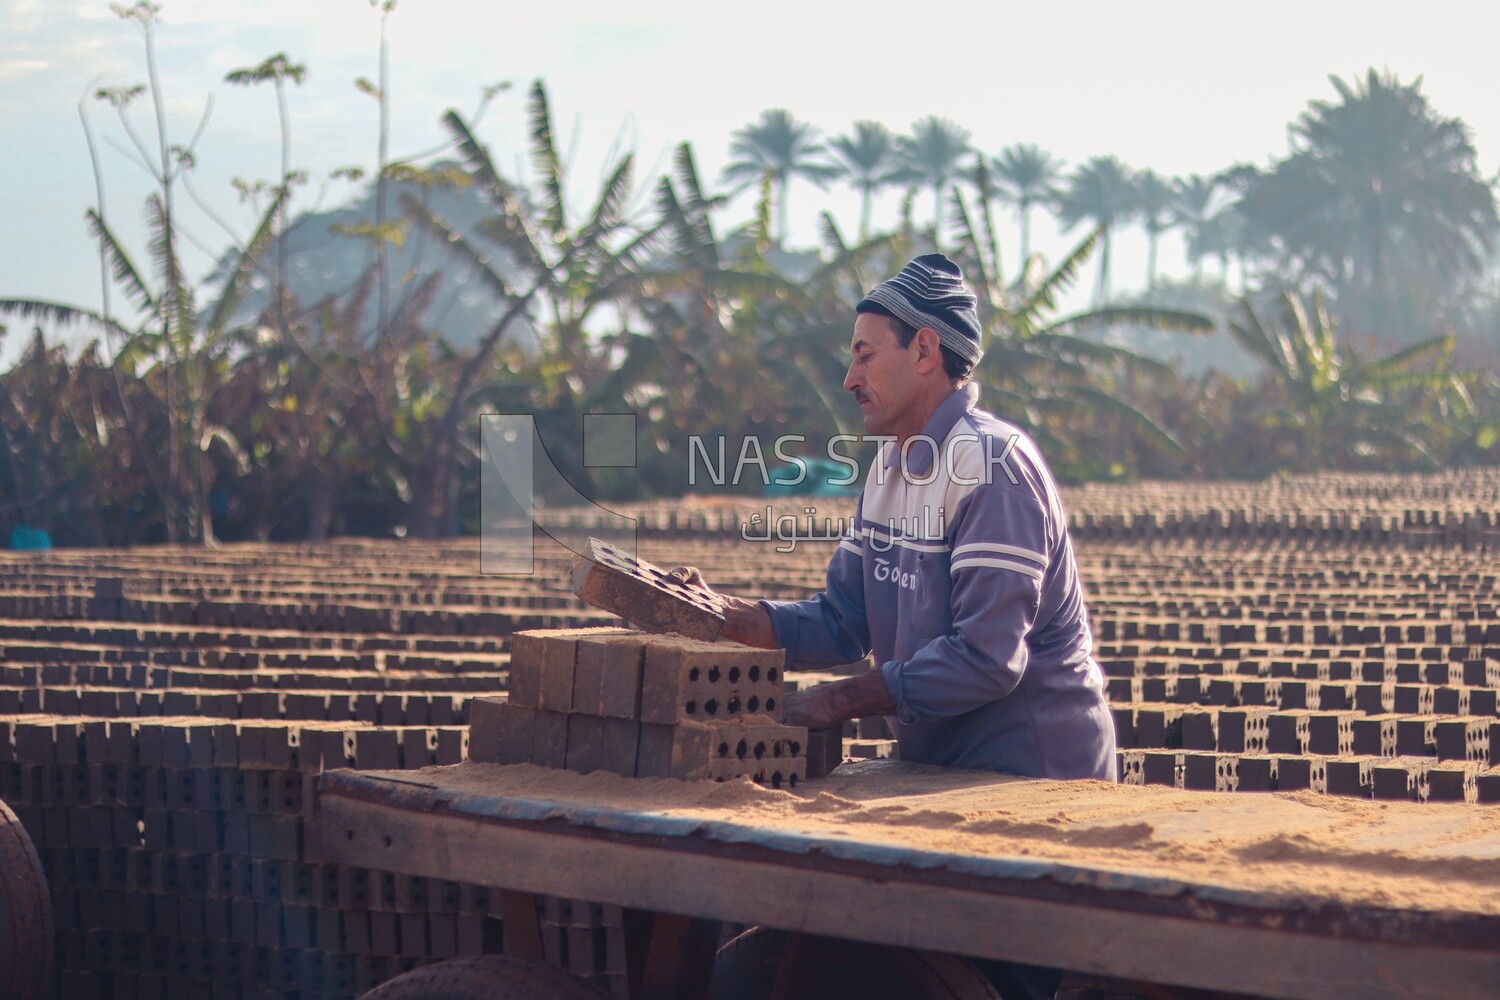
(570, 538, 724, 640)
(639, 635, 783, 725)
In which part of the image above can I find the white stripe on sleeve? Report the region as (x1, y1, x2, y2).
(949, 556, 1045, 581)
(950, 541, 1048, 567)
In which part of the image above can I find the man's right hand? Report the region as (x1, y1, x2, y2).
(666, 565, 779, 649)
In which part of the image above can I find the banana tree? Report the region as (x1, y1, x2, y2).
(1, 190, 285, 544)
(945, 182, 1215, 478)
(619, 145, 913, 471)
(1228, 289, 1461, 471)
(393, 80, 662, 534)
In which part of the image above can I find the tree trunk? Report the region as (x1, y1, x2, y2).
(408, 435, 452, 540)
(1020, 202, 1032, 264)
(307, 460, 339, 541)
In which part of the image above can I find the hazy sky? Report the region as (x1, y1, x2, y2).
(4, 0, 1499, 361)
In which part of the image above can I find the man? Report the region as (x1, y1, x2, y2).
(672, 253, 1114, 998)
(676, 252, 1116, 782)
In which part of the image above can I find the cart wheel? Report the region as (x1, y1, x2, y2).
(361, 956, 610, 999)
(0, 798, 54, 1000)
(709, 927, 1000, 1000)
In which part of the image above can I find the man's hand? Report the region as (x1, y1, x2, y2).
(665, 566, 778, 649)
(780, 669, 895, 731)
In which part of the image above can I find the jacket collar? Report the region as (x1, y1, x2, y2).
(881, 382, 980, 476)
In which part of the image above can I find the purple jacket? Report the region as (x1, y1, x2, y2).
(762, 384, 1116, 780)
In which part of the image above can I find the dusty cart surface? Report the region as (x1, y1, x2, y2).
(318, 758, 1500, 1000)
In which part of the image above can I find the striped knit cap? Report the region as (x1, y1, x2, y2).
(856, 253, 983, 364)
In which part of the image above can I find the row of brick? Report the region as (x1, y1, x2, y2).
(0, 687, 487, 723)
(1119, 749, 1500, 802)
(1111, 703, 1500, 761)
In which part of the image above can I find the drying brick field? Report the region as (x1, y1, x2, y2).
(3, 469, 1500, 998)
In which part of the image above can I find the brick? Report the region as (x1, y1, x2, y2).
(1351, 714, 1400, 756)
(400, 728, 437, 768)
(1236, 754, 1276, 791)
(1394, 684, 1435, 715)
(639, 636, 784, 725)
(1272, 754, 1313, 791)
(1216, 708, 1271, 753)
(594, 636, 650, 720)
(1432, 717, 1488, 762)
(1324, 756, 1375, 797)
(1267, 711, 1310, 755)
(534, 633, 603, 714)
(599, 718, 640, 777)
(1133, 706, 1184, 748)
(630, 720, 715, 780)
(530, 711, 569, 769)
(634, 722, 674, 778)
(1179, 709, 1218, 751)
(436, 727, 466, 765)
(1372, 757, 1432, 801)
(708, 754, 804, 789)
(353, 730, 401, 771)
(1181, 751, 1223, 790)
(466, 699, 505, 764)
(1305, 711, 1358, 756)
(706, 715, 806, 770)
(1395, 718, 1436, 757)
(570, 537, 724, 640)
(1428, 762, 1480, 802)
(506, 632, 549, 708)
(1141, 749, 1181, 786)
(564, 715, 606, 774)
(806, 727, 842, 779)
(1354, 682, 1395, 715)
(494, 705, 535, 765)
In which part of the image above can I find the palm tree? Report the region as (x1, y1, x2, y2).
(1234, 70, 1498, 339)
(992, 143, 1063, 264)
(1131, 169, 1176, 291)
(1055, 156, 1135, 305)
(893, 116, 973, 242)
(721, 109, 838, 248)
(827, 121, 899, 241)
(1171, 174, 1220, 279)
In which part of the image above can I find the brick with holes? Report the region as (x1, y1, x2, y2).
(570, 537, 724, 640)
(639, 635, 784, 725)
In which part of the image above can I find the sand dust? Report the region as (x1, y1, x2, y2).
(385, 759, 1500, 917)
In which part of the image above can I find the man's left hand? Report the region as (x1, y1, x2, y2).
(780, 669, 895, 731)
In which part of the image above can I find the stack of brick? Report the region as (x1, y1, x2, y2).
(0, 711, 495, 999)
(471, 629, 807, 789)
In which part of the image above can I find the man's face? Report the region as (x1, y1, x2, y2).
(844, 313, 921, 436)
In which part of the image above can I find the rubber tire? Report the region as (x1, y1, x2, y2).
(709, 927, 1001, 1000)
(360, 956, 611, 1000)
(0, 797, 54, 1000)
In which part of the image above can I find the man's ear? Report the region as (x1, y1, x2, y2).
(915, 328, 944, 374)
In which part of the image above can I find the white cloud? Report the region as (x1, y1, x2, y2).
(0, 58, 50, 82)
